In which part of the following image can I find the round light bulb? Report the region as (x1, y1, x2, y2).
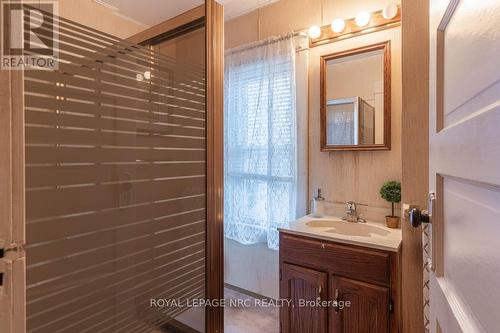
(382, 3, 398, 19)
(355, 11, 371, 27)
(144, 70, 151, 80)
(331, 18, 345, 33)
(308, 25, 322, 39)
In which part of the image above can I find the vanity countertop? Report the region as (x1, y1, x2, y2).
(279, 215, 402, 252)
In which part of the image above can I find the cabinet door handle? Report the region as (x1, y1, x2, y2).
(333, 288, 340, 313)
(318, 285, 322, 295)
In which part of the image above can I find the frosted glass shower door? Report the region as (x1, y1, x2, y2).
(24, 9, 209, 333)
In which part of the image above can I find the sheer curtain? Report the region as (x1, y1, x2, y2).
(224, 35, 297, 250)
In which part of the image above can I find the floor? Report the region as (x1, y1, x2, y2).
(159, 287, 278, 333)
(224, 288, 279, 333)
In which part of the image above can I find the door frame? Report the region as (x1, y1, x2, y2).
(129, 2, 225, 332)
(205, 1, 224, 332)
(0, 0, 26, 330)
(401, 0, 429, 332)
(0, 69, 26, 333)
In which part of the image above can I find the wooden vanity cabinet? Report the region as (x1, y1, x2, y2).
(279, 232, 400, 333)
(281, 263, 328, 333)
(330, 276, 390, 332)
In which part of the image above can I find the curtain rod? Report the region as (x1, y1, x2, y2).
(225, 30, 308, 55)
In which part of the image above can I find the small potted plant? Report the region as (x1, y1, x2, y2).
(379, 181, 401, 228)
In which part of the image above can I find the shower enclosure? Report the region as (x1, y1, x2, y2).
(0, 2, 223, 333)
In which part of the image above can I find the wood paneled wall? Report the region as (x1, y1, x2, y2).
(225, 0, 402, 211)
(309, 28, 401, 208)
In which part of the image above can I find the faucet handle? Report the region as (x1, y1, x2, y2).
(346, 201, 357, 212)
(316, 188, 325, 201)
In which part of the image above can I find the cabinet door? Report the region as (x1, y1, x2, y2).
(330, 276, 389, 333)
(280, 263, 327, 333)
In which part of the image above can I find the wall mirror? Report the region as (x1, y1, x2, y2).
(320, 41, 391, 151)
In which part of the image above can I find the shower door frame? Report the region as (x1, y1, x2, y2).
(129, 2, 225, 332)
(0, 0, 26, 330)
(0, 32, 26, 333)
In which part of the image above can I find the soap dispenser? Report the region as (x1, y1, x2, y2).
(311, 188, 325, 218)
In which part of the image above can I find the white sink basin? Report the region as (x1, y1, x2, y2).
(279, 215, 401, 251)
(306, 219, 343, 227)
(280, 215, 402, 251)
(306, 219, 390, 237)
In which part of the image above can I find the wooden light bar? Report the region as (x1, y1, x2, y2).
(309, 6, 401, 48)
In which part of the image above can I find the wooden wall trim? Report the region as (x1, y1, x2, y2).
(127, 4, 205, 44)
(401, 0, 429, 332)
(0, 0, 25, 257)
(0, 1, 26, 328)
(206, 1, 224, 332)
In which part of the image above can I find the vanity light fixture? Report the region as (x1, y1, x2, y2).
(308, 5, 401, 47)
(308, 25, 322, 39)
(382, 3, 398, 19)
(355, 11, 371, 27)
(331, 18, 345, 33)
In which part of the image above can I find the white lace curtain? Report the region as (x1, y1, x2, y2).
(224, 35, 297, 250)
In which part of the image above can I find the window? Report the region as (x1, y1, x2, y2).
(224, 37, 297, 250)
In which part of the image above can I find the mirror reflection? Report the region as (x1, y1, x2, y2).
(321, 42, 390, 150)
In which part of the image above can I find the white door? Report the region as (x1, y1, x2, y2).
(428, 0, 500, 332)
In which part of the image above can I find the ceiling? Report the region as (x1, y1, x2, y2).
(95, 0, 279, 27)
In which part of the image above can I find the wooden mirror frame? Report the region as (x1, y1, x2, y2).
(320, 41, 391, 151)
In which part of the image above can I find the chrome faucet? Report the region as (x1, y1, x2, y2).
(342, 201, 366, 223)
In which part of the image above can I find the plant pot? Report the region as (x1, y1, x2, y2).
(385, 215, 399, 229)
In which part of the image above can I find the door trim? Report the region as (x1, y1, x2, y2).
(0, 2, 26, 330)
(401, 0, 429, 332)
(436, 0, 460, 132)
(206, 0, 224, 332)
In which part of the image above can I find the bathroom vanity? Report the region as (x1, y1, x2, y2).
(279, 216, 401, 333)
